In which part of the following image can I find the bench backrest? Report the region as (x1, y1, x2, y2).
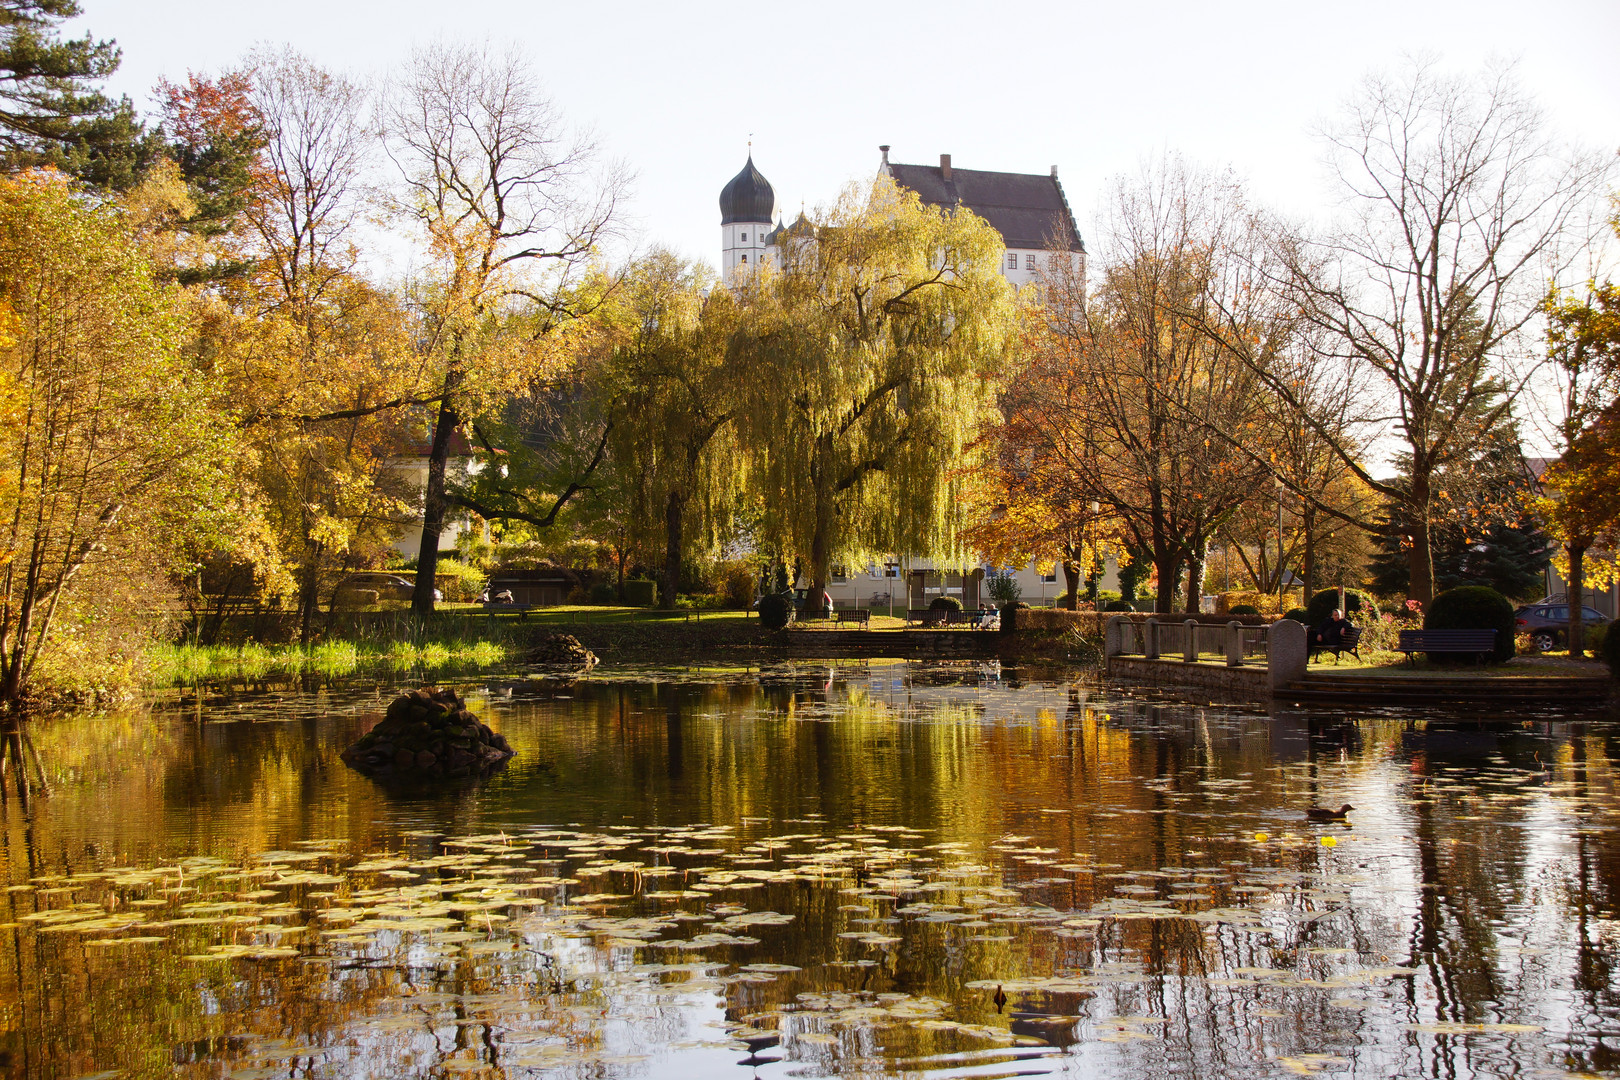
(1398, 628, 1497, 648)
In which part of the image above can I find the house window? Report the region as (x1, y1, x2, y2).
(884, 562, 900, 578)
(1025, 254, 1036, 269)
(740, 254, 747, 263)
(831, 565, 848, 582)
(1040, 570, 1057, 583)
(1006, 253, 1018, 270)
(741, 232, 747, 242)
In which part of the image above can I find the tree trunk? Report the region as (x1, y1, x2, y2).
(1184, 543, 1206, 615)
(661, 489, 684, 609)
(1061, 549, 1080, 611)
(1568, 541, 1589, 659)
(1153, 550, 1179, 614)
(1407, 473, 1435, 607)
(413, 394, 461, 616)
(297, 536, 323, 648)
(1302, 507, 1317, 602)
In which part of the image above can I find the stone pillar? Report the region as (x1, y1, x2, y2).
(1225, 621, 1244, 667)
(1268, 618, 1308, 690)
(1104, 615, 1130, 667)
(1184, 619, 1198, 663)
(1144, 618, 1159, 660)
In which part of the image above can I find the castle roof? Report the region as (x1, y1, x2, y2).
(886, 159, 1085, 253)
(719, 156, 777, 225)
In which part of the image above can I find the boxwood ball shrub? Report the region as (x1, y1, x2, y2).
(929, 595, 963, 612)
(1229, 604, 1261, 616)
(1103, 600, 1135, 612)
(1305, 589, 1371, 626)
(758, 593, 793, 630)
(1424, 585, 1516, 663)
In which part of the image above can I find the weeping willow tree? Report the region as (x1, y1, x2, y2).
(599, 252, 743, 606)
(732, 176, 1019, 608)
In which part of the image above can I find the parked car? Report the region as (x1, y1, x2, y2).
(335, 572, 441, 604)
(1513, 602, 1608, 652)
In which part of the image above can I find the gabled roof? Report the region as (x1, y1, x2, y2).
(886, 160, 1085, 253)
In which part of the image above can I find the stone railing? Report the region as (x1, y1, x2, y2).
(1106, 616, 1306, 690)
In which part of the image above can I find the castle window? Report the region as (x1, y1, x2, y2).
(740, 254, 747, 264)
(1006, 253, 1017, 270)
(741, 232, 747, 242)
(1025, 254, 1036, 269)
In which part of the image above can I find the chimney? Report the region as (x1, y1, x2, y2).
(879, 144, 890, 166)
(940, 153, 952, 182)
(1051, 165, 1058, 178)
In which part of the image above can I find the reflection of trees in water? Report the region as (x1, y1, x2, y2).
(0, 722, 47, 805)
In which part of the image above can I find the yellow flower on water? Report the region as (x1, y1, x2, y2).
(1253, 832, 1268, 843)
(1320, 836, 1337, 848)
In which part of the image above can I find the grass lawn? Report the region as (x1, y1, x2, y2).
(1304, 649, 1609, 678)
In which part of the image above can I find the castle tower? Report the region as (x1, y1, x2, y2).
(718, 154, 777, 278)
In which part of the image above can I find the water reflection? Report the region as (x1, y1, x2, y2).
(0, 662, 1617, 1078)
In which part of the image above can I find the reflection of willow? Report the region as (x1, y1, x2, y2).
(0, 720, 47, 803)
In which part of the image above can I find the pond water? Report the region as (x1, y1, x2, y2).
(2, 660, 1619, 1079)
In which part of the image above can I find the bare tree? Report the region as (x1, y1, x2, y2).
(1026, 159, 1273, 613)
(378, 41, 625, 614)
(246, 46, 372, 311)
(1236, 60, 1611, 604)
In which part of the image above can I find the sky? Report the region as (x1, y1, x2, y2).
(69, 0, 1620, 273)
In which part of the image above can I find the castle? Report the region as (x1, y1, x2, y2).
(717, 146, 1087, 287)
(715, 147, 1104, 610)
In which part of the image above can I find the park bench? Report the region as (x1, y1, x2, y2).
(1310, 625, 1363, 664)
(482, 601, 537, 621)
(833, 609, 871, 628)
(908, 608, 967, 627)
(1395, 628, 1497, 665)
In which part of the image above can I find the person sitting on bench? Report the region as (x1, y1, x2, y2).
(1313, 608, 1353, 650)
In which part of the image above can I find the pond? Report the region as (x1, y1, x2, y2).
(1, 660, 1618, 1079)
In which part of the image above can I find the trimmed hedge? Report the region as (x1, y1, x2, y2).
(622, 579, 656, 607)
(1602, 620, 1620, 677)
(1424, 585, 1516, 663)
(929, 595, 963, 612)
(1103, 599, 1134, 612)
(1284, 608, 1309, 623)
(588, 582, 617, 605)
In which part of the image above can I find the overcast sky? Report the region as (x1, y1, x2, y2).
(70, 0, 1619, 271)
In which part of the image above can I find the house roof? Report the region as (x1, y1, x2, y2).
(886, 160, 1085, 253)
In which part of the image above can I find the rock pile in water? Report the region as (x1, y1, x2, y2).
(341, 687, 514, 779)
(527, 632, 597, 667)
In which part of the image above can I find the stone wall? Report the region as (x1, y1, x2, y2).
(1107, 657, 1270, 700)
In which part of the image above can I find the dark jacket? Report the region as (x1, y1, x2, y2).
(1314, 615, 1352, 645)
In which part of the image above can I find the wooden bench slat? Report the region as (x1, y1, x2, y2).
(1395, 628, 1498, 664)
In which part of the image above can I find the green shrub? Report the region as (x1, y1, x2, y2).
(1103, 600, 1134, 612)
(433, 558, 488, 603)
(588, 582, 618, 605)
(1305, 589, 1370, 626)
(929, 595, 963, 612)
(986, 570, 1022, 605)
(1229, 603, 1261, 616)
(716, 561, 756, 609)
(1600, 621, 1620, 677)
(1284, 608, 1309, 623)
(1425, 585, 1516, 663)
(758, 593, 793, 630)
(622, 579, 656, 607)
(1587, 622, 1608, 659)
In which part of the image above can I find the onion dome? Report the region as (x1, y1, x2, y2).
(719, 155, 777, 224)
